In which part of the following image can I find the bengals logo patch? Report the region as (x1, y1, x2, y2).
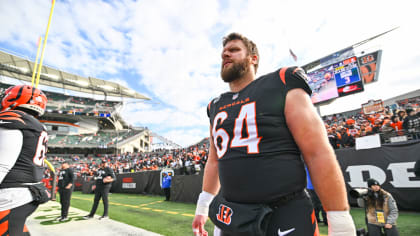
(216, 204, 233, 225)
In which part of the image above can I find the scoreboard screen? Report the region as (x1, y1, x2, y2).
(332, 56, 364, 97)
(307, 65, 339, 104)
(305, 50, 382, 105)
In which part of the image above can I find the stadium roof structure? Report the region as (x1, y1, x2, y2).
(0, 50, 149, 100)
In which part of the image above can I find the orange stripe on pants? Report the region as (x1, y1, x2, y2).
(311, 210, 320, 236)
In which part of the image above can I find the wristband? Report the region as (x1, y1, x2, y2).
(327, 211, 356, 236)
(195, 191, 215, 216)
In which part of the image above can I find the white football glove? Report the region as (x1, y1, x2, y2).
(195, 191, 215, 216)
(327, 211, 356, 236)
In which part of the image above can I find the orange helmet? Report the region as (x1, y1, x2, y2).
(1, 85, 47, 116)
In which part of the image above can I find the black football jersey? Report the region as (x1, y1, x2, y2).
(0, 110, 48, 184)
(95, 167, 116, 186)
(207, 67, 311, 203)
(58, 168, 74, 188)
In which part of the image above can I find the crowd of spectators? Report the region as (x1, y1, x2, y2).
(42, 90, 120, 116)
(322, 106, 420, 149)
(49, 129, 143, 147)
(47, 139, 210, 178)
(44, 103, 420, 177)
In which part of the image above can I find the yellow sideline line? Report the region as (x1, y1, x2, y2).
(72, 196, 192, 217)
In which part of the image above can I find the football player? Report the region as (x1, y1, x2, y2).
(0, 85, 48, 235)
(192, 33, 356, 236)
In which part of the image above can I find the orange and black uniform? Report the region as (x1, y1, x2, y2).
(0, 110, 48, 236)
(207, 67, 319, 235)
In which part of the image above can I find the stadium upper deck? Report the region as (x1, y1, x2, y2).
(0, 49, 153, 154)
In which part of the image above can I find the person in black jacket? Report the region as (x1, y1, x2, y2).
(57, 161, 74, 221)
(84, 160, 115, 220)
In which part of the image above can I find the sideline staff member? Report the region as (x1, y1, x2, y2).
(57, 161, 74, 221)
(192, 33, 355, 236)
(162, 172, 172, 201)
(0, 85, 48, 235)
(84, 160, 115, 220)
(364, 179, 399, 236)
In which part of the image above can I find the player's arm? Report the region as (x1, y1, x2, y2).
(201, 127, 220, 195)
(192, 125, 220, 236)
(66, 168, 74, 189)
(103, 169, 115, 183)
(284, 88, 355, 235)
(0, 128, 23, 183)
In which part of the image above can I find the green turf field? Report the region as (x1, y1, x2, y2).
(68, 191, 420, 236)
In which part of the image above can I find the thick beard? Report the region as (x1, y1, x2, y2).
(221, 58, 250, 83)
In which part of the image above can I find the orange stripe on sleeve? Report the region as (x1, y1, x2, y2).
(279, 67, 288, 85)
(0, 111, 25, 124)
(0, 111, 21, 117)
(0, 116, 25, 124)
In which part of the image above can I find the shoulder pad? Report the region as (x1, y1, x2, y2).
(0, 110, 44, 131)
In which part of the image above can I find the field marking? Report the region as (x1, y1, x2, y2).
(71, 195, 328, 235)
(181, 213, 195, 217)
(139, 200, 162, 206)
(166, 211, 178, 215)
(72, 196, 195, 218)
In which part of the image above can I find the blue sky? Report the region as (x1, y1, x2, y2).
(1, 0, 420, 147)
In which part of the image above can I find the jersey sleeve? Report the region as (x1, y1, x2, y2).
(68, 168, 75, 184)
(0, 110, 44, 132)
(207, 100, 212, 118)
(0, 111, 28, 130)
(279, 66, 312, 96)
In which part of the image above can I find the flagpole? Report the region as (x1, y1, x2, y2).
(35, 0, 56, 88)
(31, 36, 42, 86)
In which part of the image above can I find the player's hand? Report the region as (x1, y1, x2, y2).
(327, 211, 356, 236)
(192, 214, 208, 236)
(92, 185, 96, 191)
(384, 224, 393, 229)
(65, 184, 72, 189)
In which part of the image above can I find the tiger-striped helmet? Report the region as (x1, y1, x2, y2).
(1, 85, 47, 116)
